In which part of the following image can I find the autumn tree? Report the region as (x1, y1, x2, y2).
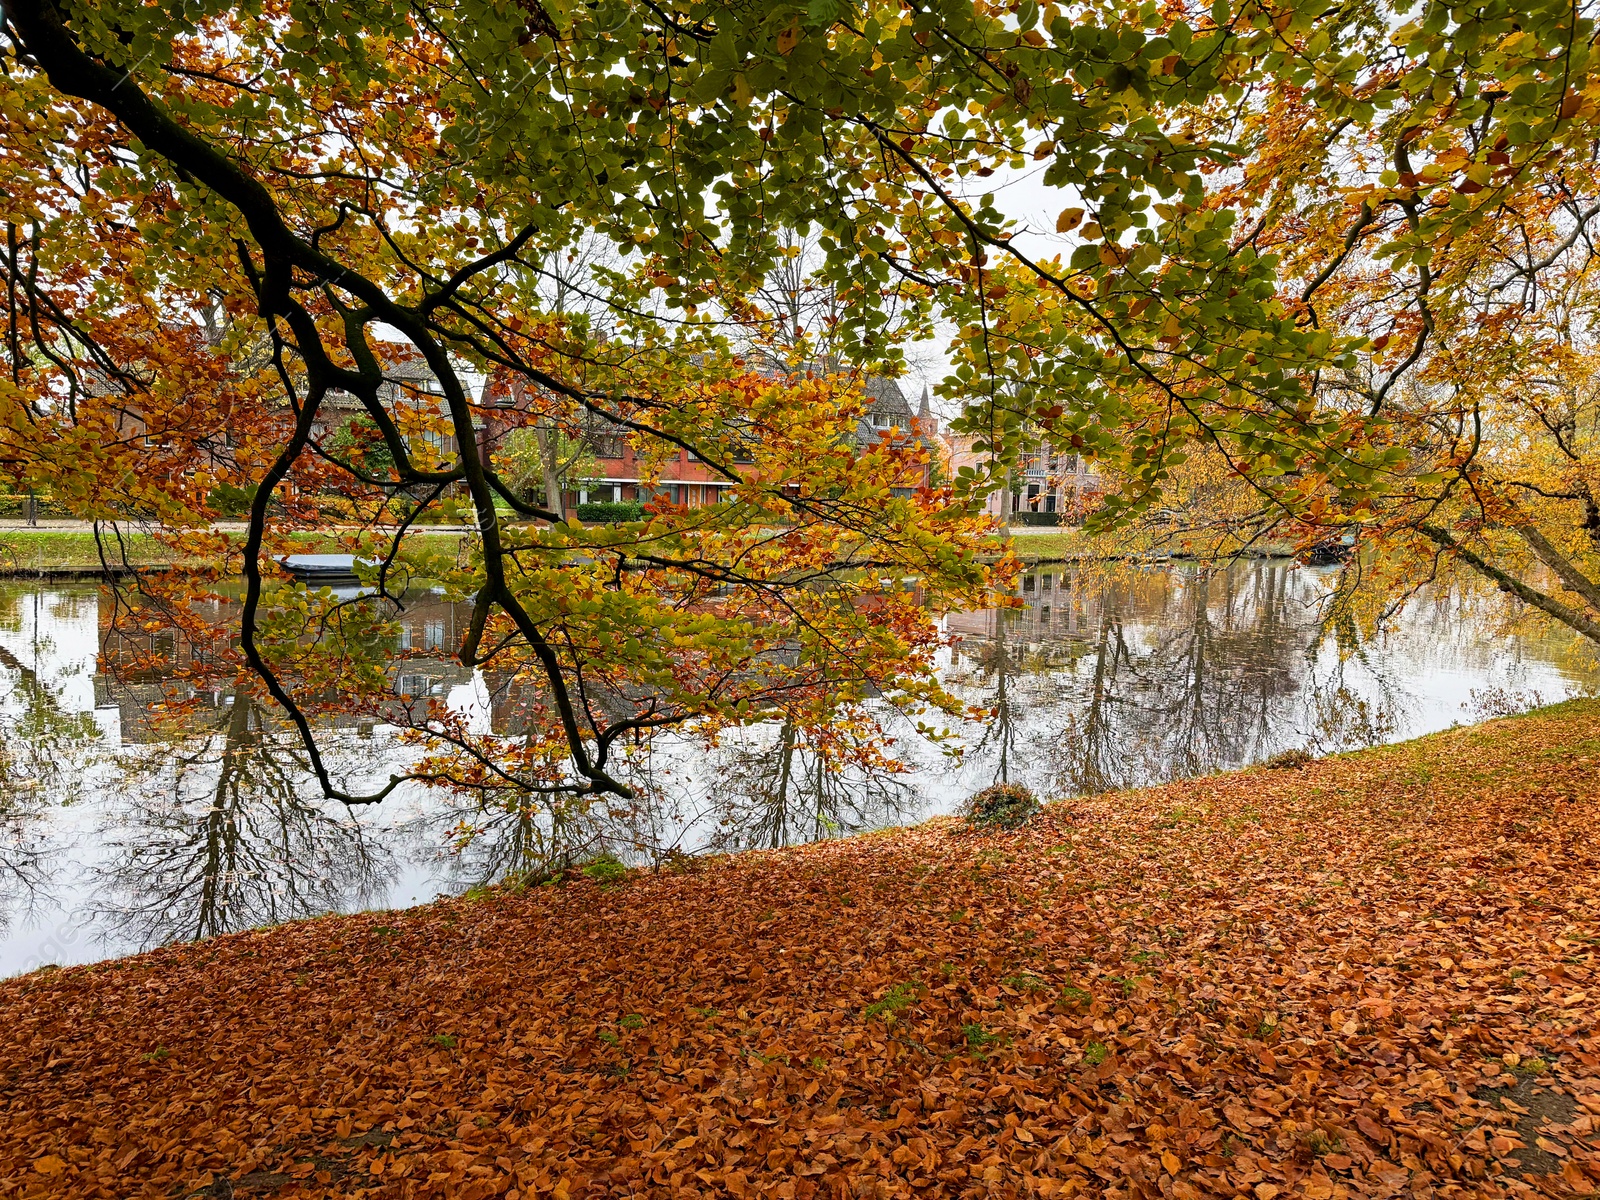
(1188, 0, 1600, 643)
(8, 0, 1561, 803)
(940, 0, 1600, 644)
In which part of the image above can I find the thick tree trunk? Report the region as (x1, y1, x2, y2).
(1513, 522, 1600, 615)
(1420, 524, 1600, 644)
(535, 423, 562, 517)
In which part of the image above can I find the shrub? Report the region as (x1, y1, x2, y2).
(580, 854, 629, 886)
(576, 500, 644, 523)
(1265, 748, 1313, 770)
(0, 494, 77, 520)
(964, 782, 1040, 830)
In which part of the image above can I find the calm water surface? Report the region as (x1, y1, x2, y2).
(0, 560, 1592, 976)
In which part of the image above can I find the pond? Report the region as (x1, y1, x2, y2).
(0, 559, 1593, 977)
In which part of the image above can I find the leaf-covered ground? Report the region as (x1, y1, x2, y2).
(4, 703, 1599, 1199)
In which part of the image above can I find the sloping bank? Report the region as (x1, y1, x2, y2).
(3, 706, 1599, 1199)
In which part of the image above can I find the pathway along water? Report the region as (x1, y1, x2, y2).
(0, 559, 1593, 977)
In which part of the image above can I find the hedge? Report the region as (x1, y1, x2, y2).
(575, 501, 644, 523)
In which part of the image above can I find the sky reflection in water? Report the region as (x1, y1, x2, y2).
(0, 559, 1593, 976)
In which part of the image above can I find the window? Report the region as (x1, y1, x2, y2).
(423, 619, 446, 651)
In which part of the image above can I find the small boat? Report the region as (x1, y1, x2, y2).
(279, 554, 365, 586)
(1300, 533, 1357, 566)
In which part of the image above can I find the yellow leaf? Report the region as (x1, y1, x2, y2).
(731, 73, 753, 107)
(1055, 207, 1084, 233)
(33, 1156, 67, 1176)
(1161, 1151, 1181, 1174)
(777, 22, 801, 55)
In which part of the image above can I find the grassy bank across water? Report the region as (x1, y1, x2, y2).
(0, 526, 1296, 575)
(0, 530, 173, 573)
(983, 526, 1300, 563)
(0, 529, 474, 575)
(3, 705, 1599, 1196)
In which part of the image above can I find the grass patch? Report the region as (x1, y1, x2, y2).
(864, 982, 919, 1022)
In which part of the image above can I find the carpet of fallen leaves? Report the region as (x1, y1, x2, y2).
(4, 704, 1600, 1200)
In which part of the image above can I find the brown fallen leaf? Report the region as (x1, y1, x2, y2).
(2, 704, 1599, 1199)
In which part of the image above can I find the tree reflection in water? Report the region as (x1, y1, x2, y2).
(948, 561, 1412, 797)
(92, 690, 392, 949)
(0, 590, 102, 934)
(701, 717, 919, 851)
(1, 560, 1593, 973)
(410, 789, 626, 890)
(413, 712, 922, 893)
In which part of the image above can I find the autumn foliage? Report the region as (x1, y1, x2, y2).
(3, 704, 1597, 1198)
(8, 0, 1600, 796)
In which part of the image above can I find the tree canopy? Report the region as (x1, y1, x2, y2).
(3, 0, 1599, 806)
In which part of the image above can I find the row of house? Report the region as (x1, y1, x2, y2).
(108, 345, 1099, 523)
(566, 374, 940, 513)
(339, 358, 946, 517)
(467, 364, 1104, 521)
